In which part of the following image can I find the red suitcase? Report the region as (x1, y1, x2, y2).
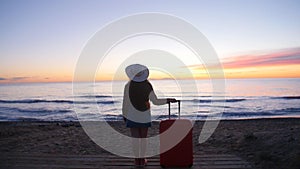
(160, 101, 193, 168)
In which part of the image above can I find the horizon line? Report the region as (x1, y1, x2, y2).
(1, 77, 300, 84)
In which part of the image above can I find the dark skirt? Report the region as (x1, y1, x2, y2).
(126, 119, 152, 128)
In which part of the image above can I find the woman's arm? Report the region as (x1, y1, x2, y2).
(149, 91, 177, 105)
(122, 84, 129, 121)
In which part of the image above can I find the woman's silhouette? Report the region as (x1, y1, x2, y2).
(122, 64, 176, 167)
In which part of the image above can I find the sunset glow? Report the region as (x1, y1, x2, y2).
(1, 1, 300, 83)
(1, 47, 300, 83)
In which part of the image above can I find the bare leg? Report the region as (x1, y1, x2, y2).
(130, 128, 140, 163)
(139, 127, 148, 156)
(139, 127, 148, 165)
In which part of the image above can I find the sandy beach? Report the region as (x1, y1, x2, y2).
(0, 118, 299, 169)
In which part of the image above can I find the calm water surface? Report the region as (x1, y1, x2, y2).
(0, 78, 299, 121)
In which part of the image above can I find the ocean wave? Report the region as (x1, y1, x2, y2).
(274, 107, 300, 113)
(223, 112, 277, 117)
(15, 115, 78, 121)
(0, 106, 79, 121)
(222, 108, 300, 117)
(156, 114, 179, 119)
(102, 114, 123, 121)
(0, 99, 73, 104)
(190, 99, 246, 103)
(97, 101, 115, 104)
(271, 96, 300, 100)
(0, 99, 117, 105)
(77, 95, 113, 98)
(0, 106, 73, 114)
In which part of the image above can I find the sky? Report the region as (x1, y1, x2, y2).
(0, 0, 300, 83)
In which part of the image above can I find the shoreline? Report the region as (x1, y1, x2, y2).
(0, 116, 299, 125)
(1, 118, 299, 169)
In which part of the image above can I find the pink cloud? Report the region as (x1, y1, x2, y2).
(222, 47, 300, 69)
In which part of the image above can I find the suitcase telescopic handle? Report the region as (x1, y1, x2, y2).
(168, 100, 180, 119)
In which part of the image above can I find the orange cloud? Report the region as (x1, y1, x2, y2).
(189, 47, 300, 78)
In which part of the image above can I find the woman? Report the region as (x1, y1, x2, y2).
(122, 64, 176, 167)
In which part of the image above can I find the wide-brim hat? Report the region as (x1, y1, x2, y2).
(125, 64, 149, 82)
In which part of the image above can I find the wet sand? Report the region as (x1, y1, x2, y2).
(0, 118, 299, 169)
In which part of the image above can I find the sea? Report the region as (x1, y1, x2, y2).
(0, 78, 300, 121)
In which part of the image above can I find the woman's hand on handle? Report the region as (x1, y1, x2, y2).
(167, 98, 177, 103)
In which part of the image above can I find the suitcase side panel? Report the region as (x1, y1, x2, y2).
(159, 119, 193, 167)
